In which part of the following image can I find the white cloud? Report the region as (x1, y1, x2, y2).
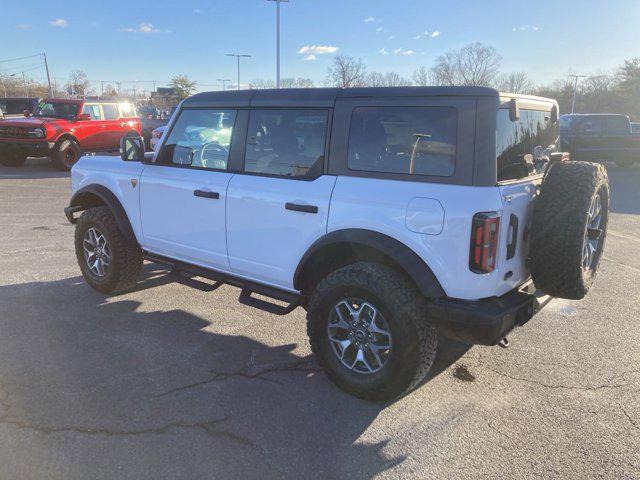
(302, 54, 317, 61)
(431, 30, 441, 38)
(378, 48, 389, 55)
(513, 24, 540, 32)
(401, 49, 415, 56)
(388, 35, 395, 40)
(364, 16, 376, 23)
(376, 26, 384, 33)
(50, 18, 68, 28)
(413, 34, 423, 40)
(414, 30, 441, 40)
(121, 22, 170, 34)
(297, 45, 338, 55)
(16, 24, 32, 30)
(393, 47, 403, 55)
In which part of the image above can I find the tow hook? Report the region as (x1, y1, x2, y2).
(498, 337, 510, 348)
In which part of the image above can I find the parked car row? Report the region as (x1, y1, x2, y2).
(0, 98, 140, 170)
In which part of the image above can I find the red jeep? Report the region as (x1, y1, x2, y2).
(0, 99, 141, 170)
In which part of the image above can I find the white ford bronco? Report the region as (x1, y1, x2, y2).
(65, 87, 609, 401)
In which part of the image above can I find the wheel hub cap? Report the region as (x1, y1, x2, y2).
(83, 227, 111, 277)
(582, 193, 603, 272)
(327, 298, 392, 375)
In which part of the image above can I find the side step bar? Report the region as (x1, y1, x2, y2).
(144, 252, 303, 315)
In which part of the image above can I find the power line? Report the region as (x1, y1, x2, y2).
(0, 53, 43, 64)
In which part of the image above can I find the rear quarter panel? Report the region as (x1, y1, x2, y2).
(328, 177, 504, 300)
(71, 156, 146, 242)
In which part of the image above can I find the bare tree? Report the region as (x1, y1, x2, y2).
(65, 70, 92, 97)
(365, 71, 412, 87)
(412, 66, 434, 86)
(430, 43, 501, 87)
(250, 78, 276, 89)
(497, 71, 535, 94)
(325, 55, 367, 88)
(281, 77, 315, 88)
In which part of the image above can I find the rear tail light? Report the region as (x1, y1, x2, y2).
(469, 212, 500, 273)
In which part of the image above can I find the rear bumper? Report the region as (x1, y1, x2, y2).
(429, 281, 552, 345)
(0, 140, 53, 157)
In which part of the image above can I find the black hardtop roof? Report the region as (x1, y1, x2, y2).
(561, 113, 628, 118)
(182, 86, 529, 108)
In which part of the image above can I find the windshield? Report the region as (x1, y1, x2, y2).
(34, 101, 79, 119)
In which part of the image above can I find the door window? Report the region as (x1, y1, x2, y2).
(347, 106, 457, 177)
(102, 104, 119, 120)
(82, 104, 102, 120)
(244, 109, 328, 178)
(158, 109, 237, 170)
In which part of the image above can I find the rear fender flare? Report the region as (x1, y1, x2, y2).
(293, 229, 445, 298)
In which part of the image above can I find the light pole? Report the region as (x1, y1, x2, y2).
(226, 53, 251, 90)
(22, 72, 29, 97)
(217, 78, 231, 91)
(267, 0, 289, 88)
(568, 74, 587, 113)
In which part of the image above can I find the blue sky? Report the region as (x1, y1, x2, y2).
(3, 0, 640, 93)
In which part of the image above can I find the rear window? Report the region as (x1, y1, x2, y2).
(496, 109, 558, 182)
(347, 106, 457, 177)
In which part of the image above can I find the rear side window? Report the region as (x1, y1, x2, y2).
(496, 109, 558, 182)
(603, 116, 630, 135)
(244, 109, 328, 178)
(159, 109, 237, 170)
(82, 104, 102, 120)
(347, 106, 457, 177)
(102, 104, 119, 120)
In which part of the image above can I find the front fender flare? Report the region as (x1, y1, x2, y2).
(65, 184, 137, 244)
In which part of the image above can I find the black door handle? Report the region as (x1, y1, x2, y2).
(194, 189, 220, 199)
(285, 202, 318, 214)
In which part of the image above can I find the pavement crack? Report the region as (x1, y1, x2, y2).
(603, 256, 640, 273)
(618, 403, 639, 432)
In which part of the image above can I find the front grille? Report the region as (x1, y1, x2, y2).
(0, 127, 30, 138)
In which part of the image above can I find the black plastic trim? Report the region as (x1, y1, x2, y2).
(66, 184, 137, 244)
(293, 229, 446, 298)
(285, 202, 318, 214)
(194, 189, 220, 199)
(428, 281, 552, 345)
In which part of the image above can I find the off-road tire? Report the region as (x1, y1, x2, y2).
(0, 153, 27, 167)
(530, 161, 609, 299)
(615, 157, 635, 168)
(306, 262, 438, 402)
(52, 139, 81, 171)
(75, 206, 143, 293)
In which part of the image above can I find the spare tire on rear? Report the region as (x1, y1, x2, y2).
(529, 161, 609, 299)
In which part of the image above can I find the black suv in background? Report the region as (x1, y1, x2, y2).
(0, 97, 41, 119)
(560, 113, 640, 168)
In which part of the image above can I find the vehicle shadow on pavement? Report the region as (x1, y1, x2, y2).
(607, 164, 640, 215)
(0, 265, 468, 479)
(0, 158, 69, 179)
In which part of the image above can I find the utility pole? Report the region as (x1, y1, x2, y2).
(568, 74, 587, 113)
(267, 0, 289, 88)
(43, 52, 53, 97)
(217, 78, 231, 91)
(226, 53, 251, 90)
(22, 72, 28, 97)
(101, 81, 105, 98)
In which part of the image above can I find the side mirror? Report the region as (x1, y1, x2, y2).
(23, 110, 31, 117)
(509, 99, 520, 122)
(120, 134, 145, 162)
(78, 113, 92, 121)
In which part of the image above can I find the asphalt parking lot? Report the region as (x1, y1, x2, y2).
(0, 158, 638, 479)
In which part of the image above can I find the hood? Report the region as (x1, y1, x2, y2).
(0, 117, 49, 128)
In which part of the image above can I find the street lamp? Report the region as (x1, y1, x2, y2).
(568, 74, 587, 113)
(267, 0, 289, 89)
(217, 78, 231, 91)
(225, 54, 251, 91)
